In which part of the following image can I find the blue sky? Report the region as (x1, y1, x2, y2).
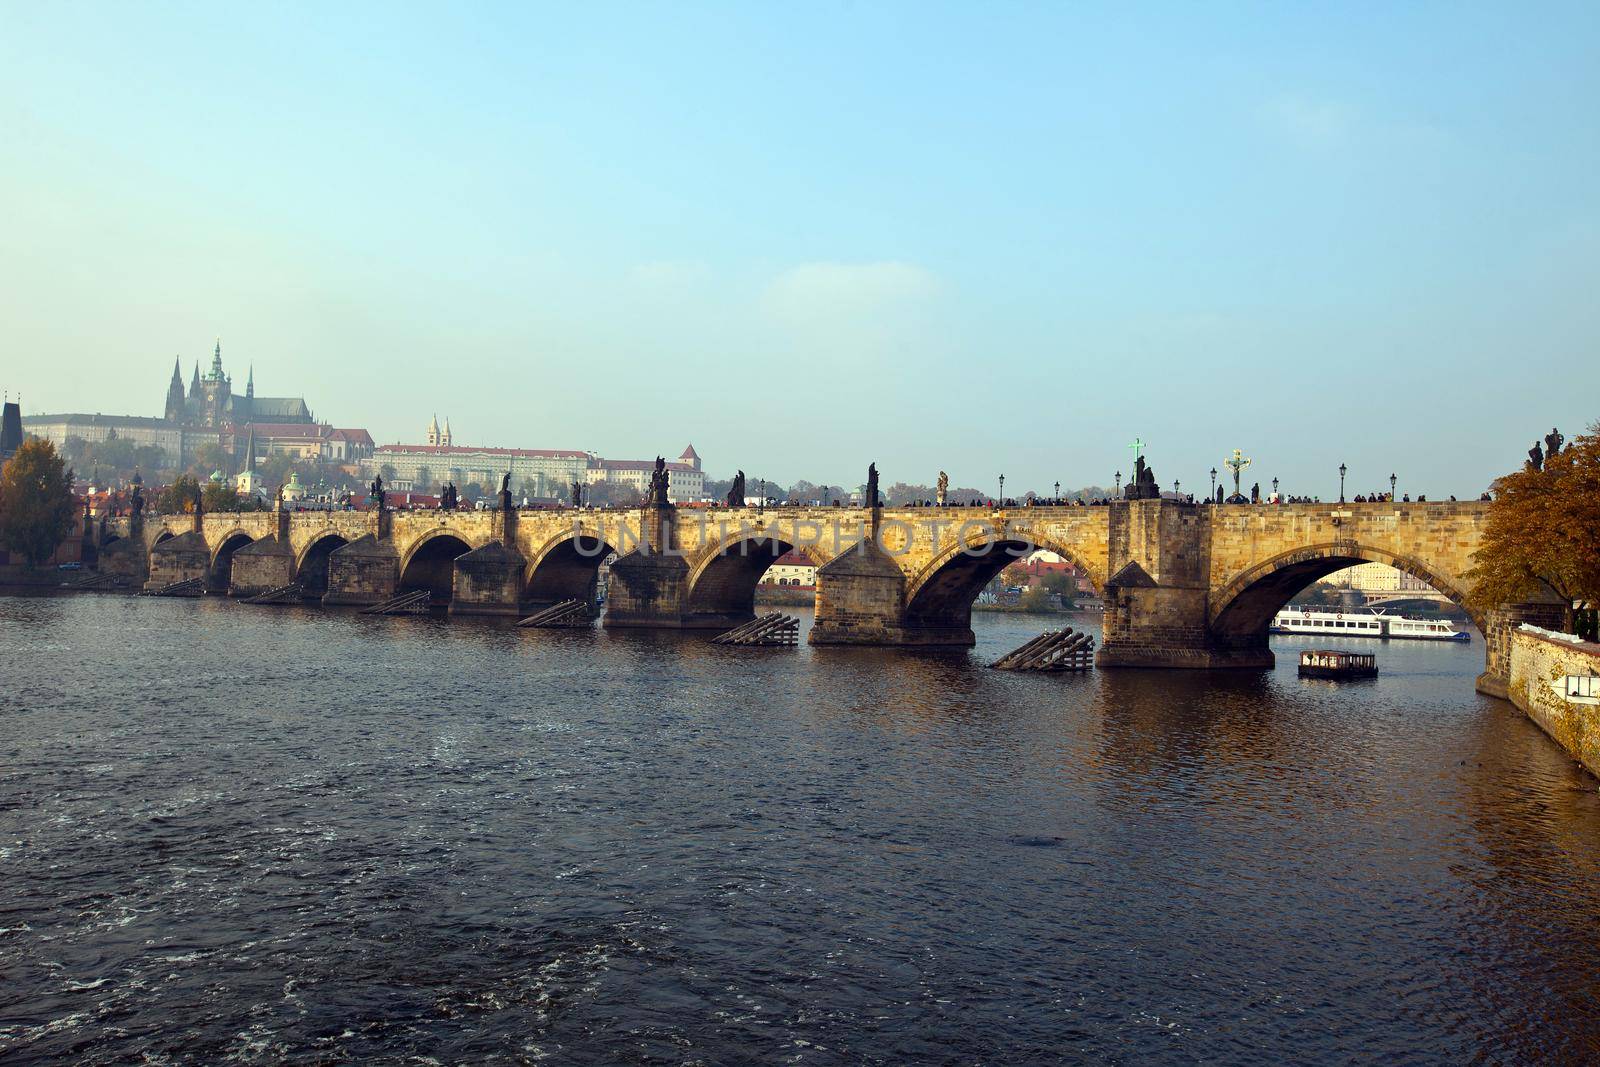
(2, 1, 1596, 497)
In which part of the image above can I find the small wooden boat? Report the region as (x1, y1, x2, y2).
(1298, 649, 1378, 679)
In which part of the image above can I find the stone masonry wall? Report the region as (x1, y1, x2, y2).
(1507, 627, 1600, 777)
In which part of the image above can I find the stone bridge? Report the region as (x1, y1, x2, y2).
(99, 498, 1561, 694)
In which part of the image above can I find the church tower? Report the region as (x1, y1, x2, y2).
(246, 363, 255, 399)
(427, 414, 440, 446)
(164, 356, 186, 422)
(442, 417, 452, 447)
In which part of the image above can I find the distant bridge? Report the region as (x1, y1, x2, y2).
(98, 497, 1562, 695)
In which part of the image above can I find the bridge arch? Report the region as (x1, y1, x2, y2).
(523, 530, 619, 608)
(209, 530, 254, 592)
(398, 529, 474, 602)
(296, 532, 350, 598)
(1208, 542, 1482, 651)
(684, 535, 824, 626)
(902, 529, 1102, 640)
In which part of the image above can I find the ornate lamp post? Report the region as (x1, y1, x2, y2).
(997, 474, 1005, 503)
(1339, 463, 1348, 503)
(1054, 480, 1060, 502)
(1389, 472, 1397, 500)
(1173, 479, 1181, 496)
(1115, 471, 1121, 493)
(1210, 467, 1217, 499)
(1272, 476, 1279, 498)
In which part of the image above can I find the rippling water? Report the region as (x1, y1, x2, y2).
(3, 594, 1599, 1063)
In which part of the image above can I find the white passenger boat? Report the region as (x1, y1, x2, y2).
(1270, 608, 1469, 642)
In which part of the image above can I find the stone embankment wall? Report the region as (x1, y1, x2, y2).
(1507, 626, 1600, 777)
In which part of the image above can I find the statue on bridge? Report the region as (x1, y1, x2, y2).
(1124, 455, 1160, 500)
(369, 473, 386, 512)
(1251, 482, 1260, 504)
(647, 456, 671, 506)
(936, 471, 948, 506)
(129, 479, 144, 518)
(1528, 440, 1544, 472)
(726, 470, 745, 507)
(499, 472, 513, 513)
(866, 463, 879, 507)
(1222, 449, 1251, 504)
(570, 480, 584, 507)
(1546, 427, 1564, 457)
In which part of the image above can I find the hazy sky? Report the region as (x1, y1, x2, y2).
(2, 2, 1596, 497)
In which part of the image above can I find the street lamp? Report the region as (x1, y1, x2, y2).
(1272, 476, 1279, 497)
(1116, 470, 1122, 493)
(1210, 467, 1218, 500)
(1339, 463, 1348, 503)
(998, 474, 1005, 503)
(1054, 480, 1060, 502)
(1174, 479, 1181, 496)
(1389, 472, 1397, 500)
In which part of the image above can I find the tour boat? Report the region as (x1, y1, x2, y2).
(1270, 608, 1469, 642)
(1298, 649, 1378, 679)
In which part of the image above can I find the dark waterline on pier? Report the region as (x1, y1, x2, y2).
(3, 596, 1599, 1063)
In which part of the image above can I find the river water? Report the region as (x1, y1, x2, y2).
(3, 594, 1599, 1064)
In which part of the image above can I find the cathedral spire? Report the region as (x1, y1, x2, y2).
(165, 356, 186, 422)
(211, 338, 224, 380)
(246, 363, 254, 399)
(191, 361, 200, 393)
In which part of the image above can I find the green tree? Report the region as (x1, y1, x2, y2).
(1468, 423, 1600, 631)
(202, 480, 261, 512)
(186, 440, 228, 479)
(415, 465, 435, 492)
(885, 482, 932, 506)
(157, 474, 201, 514)
(1039, 571, 1078, 607)
(0, 439, 78, 567)
(588, 481, 642, 507)
(1019, 586, 1059, 613)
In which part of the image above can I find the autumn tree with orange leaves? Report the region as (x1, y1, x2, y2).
(1468, 424, 1600, 633)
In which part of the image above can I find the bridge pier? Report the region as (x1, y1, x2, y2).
(1477, 601, 1570, 698)
(322, 534, 399, 607)
(144, 531, 210, 592)
(449, 542, 526, 617)
(603, 551, 691, 628)
(229, 536, 294, 598)
(809, 540, 909, 645)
